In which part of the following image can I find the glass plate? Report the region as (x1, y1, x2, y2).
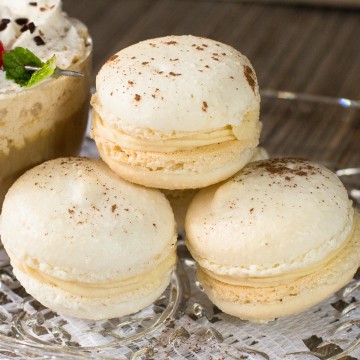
(1, 91, 360, 359)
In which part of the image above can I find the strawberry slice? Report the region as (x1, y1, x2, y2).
(0, 41, 6, 69)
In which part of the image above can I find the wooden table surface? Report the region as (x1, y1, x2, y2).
(63, 0, 360, 99)
(63, 0, 360, 169)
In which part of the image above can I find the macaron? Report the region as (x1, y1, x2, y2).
(185, 158, 360, 322)
(91, 35, 261, 190)
(0, 158, 177, 320)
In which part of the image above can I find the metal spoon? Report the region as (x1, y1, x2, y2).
(24, 65, 84, 78)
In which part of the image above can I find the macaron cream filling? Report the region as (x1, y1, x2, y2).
(92, 109, 260, 153)
(12, 252, 176, 298)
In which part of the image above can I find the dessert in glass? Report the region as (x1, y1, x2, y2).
(0, 0, 92, 206)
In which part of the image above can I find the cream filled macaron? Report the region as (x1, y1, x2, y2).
(0, 158, 177, 320)
(91, 35, 261, 190)
(185, 158, 360, 323)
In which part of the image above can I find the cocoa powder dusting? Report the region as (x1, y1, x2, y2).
(202, 101, 208, 112)
(106, 54, 118, 63)
(169, 72, 181, 76)
(244, 65, 256, 92)
(255, 158, 317, 179)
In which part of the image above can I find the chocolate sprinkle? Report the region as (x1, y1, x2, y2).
(29, 2, 38, 5)
(28, 22, 36, 33)
(15, 18, 29, 25)
(0, 19, 10, 31)
(34, 35, 45, 46)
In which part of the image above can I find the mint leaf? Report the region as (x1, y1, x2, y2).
(26, 55, 56, 87)
(3, 47, 43, 86)
(2, 47, 79, 87)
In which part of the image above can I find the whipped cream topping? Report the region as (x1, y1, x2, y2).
(0, 0, 88, 92)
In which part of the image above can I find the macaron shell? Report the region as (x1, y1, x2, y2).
(96, 134, 257, 189)
(92, 35, 260, 132)
(0, 158, 177, 282)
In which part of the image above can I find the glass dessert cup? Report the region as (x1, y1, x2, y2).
(0, 38, 92, 206)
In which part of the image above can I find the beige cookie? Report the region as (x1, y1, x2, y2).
(185, 158, 360, 322)
(0, 158, 177, 320)
(91, 35, 261, 189)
